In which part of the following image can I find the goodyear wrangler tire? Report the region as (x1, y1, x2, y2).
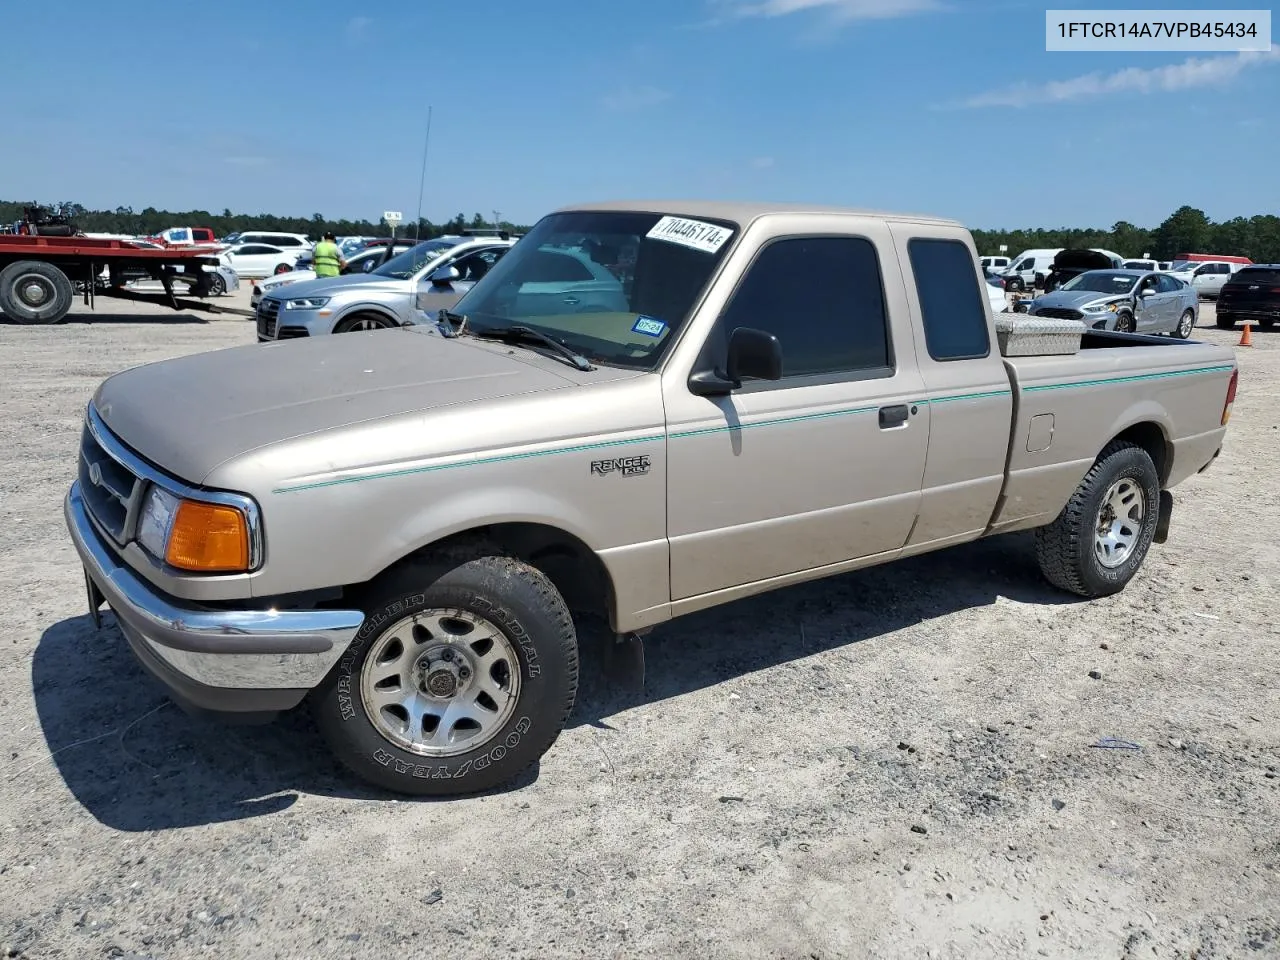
(312, 552, 579, 796)
(1034, 440, 1160, 599)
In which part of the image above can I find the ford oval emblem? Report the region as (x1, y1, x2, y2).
(88, 462, 103, 487)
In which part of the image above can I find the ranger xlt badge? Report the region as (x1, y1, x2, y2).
(590, 455, 650, 477)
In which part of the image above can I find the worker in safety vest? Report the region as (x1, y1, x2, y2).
(312, 232, 344, 278)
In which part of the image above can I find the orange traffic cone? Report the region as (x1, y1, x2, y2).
(1239, 322, 1253, 347)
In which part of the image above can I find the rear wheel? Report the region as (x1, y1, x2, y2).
(1035, 441, 1161, 598)
(1172, 308, 1195, 339)
(207, 272, 227, 296)
(1216, 312, 1236, 330)
(1006, 277, 1025, 293)
(311, 548, 579, 796)
(0, 260, 74, 325)
(274, 263, 293, 275)
(1260, 318, 1276, 330)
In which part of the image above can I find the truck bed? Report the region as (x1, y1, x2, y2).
(989, 333, 1236, 535)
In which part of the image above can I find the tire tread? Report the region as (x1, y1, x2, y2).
(1035, 440, 1154, 598)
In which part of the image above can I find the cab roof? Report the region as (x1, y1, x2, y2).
(551, 199, 963, 228)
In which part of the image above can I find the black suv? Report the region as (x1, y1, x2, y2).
(1217, 265, 1280, 330)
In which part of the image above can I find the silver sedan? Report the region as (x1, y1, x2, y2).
(1024, 269, 1199, 338)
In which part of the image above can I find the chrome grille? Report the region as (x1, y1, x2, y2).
(1032, 307, 1084, 321)
(257, 298, 279, 339)
(78, 419, 143, 544)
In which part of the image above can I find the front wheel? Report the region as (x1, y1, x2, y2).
(334, 312, 396, 333)
(1172, 308, 1195, 339)
(312, 550, 579, 796)
(1035, 440, 1161, 598)
(1114, 311, 1135, 333)
(1006, 277, 1025, 293)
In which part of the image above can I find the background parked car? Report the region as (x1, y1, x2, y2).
(980, 255, 1010, 272)
(1024, 268, 1198, 337)
(255, 236, 515, 340)
(1215, 264, 1280, 329)
(221, 231, 312, 252)
(1042, 248, 1124, 293)
(251, 239, 421, 308)
(984, 272, 1007, 314)
(1167, 260, 1244, 300)
(215, 243, 302, 279)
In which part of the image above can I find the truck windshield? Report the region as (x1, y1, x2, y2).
(373, 239, 463, 279)
(1060, 271, 1139, 294)
(442, 210, 738, 370)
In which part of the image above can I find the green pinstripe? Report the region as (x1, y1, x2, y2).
(271, 363, 1232, 494)
(1022, 363, 1234, 393)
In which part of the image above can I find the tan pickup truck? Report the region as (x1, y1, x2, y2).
(64, 201, 1239, 796)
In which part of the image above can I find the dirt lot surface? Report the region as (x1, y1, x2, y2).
(1, 291, 1277, 960)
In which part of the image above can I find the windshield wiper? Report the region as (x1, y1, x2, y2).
(436, 308, 467, 338)
(471, 325, 594, 371)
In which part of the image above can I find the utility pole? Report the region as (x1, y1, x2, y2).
(492, 210, 501, 231)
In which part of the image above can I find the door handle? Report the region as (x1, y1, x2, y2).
(878, 404, 910, 429)
(563, 296, 581, 305)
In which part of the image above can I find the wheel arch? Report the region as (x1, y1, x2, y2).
(1105, 418, 1172, 486)
(357, 518, 621, 632)
(332, 302, 402, 331)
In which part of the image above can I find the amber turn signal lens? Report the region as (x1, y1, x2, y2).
(165, 501, 250, 572)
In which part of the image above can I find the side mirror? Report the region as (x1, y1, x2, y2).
(430, 265, 461, 286)
(689, 326, 783, 396)
(1139, 287, 1155, 297)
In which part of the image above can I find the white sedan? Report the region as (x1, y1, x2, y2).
(215, 243, 301, 280)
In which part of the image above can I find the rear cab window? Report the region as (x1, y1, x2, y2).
(906, 238, 991, 361)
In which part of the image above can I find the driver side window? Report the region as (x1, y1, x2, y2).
(713, 235, 892, 383)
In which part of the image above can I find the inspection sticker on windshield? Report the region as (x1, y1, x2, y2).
(632, 315, 667, 338)
(646, 216, 733, 255)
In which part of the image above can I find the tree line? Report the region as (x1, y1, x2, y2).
(6, 200, 1278, 264)
(973, 206, 1280, 264)
(0, 201, 531, 241)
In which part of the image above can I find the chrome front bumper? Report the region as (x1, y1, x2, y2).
(65, 482, 364, 714)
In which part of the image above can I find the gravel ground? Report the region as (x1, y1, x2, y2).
(1, 291, 1277, 960)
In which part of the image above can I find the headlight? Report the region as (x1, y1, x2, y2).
(284, 296, 328, 310)
(137, 486, 180, 559)
(136, 485, 253, 573)
(1108, 303, 1119, 312)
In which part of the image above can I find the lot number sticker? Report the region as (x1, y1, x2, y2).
(646, 216, 733, 255)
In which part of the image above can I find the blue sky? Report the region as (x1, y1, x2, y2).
(4, 0, 1276, 230)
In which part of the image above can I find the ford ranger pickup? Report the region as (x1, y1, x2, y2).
(64, 201, 1239, 796)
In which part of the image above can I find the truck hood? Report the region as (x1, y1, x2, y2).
(264, 273, 412, 300)
(1031, 289, 1130, 311)
(92, 330, 577, 484)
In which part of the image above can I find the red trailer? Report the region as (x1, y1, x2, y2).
(1173, 252, 1253, 266)
(0, 233, 253, 325)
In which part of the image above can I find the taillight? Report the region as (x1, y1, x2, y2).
(1222, 368, 1239, 426)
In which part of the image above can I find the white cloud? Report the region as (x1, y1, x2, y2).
(959, 49, 1280, 109)
(345, 16, 372, 42)
(715, 0, 942, 22)
(599, 86, 672, 112)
